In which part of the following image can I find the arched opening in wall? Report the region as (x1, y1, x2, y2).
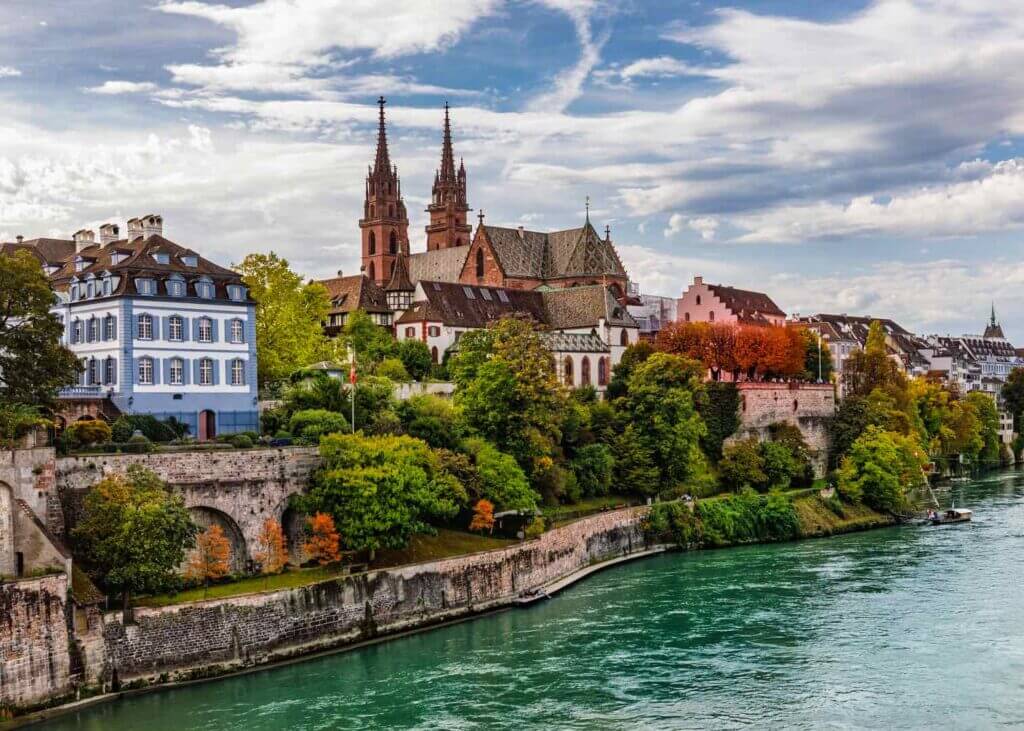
(368, 261, 376, 282)
(793, 399, 799, 412)
(709, 311, 715, 322)
(368, 231, 376, 255)
(280, 504, 308, 567)
(619, 329, 629, 347)
(475, 248, 485, 278)
(741, 396, 747, 412)
(581, 356, 591, 386)
(186, 506, 248, 574)
(598, 357, 609, 386)
(431, 346, 439, 364)
(563, 356, 574, 386)
(389, 230, 397, 254)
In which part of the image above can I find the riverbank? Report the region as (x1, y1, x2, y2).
(2, 492, 897, 728)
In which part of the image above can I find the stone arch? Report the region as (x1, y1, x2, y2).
(281, 504, 308, 567)
(563, 355, 574, 386)
(187, 506, 248, 574)
(0, 481, 13, 577)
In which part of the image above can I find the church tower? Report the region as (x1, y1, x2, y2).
(425, 103, 472, 251)
(360, 97, 409, 286)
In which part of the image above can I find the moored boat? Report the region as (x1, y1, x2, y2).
(926, 508, 972, 525)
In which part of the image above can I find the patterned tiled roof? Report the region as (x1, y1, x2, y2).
(407, 246, 471, 284)
(540, 331, 609, 353)
(479, 221, 627, 280)
(541, 285, 637, 329)
(385, 252, 415, 292)
(320, 274, 390, 314)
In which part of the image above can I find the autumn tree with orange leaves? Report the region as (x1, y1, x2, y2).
(658, 321, 805, 382)
(304, 512, 341, 565)
(254, 519, 288, 576)
(469, 499, 495, 533)
(185, 524, 232, 596)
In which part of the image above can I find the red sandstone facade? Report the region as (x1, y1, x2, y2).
(360, 97, 410, 286)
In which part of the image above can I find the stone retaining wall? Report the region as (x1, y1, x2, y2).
(0, 574, 71, 710)
(99, 506, 649, 684)
(733, 383, 835, 475)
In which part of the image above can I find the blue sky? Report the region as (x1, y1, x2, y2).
(1, 0, 1023, 339)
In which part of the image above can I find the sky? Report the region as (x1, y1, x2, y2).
(1, 0, 1023, 340)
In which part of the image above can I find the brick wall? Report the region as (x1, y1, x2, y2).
(99, 506, 650, 685)
(733, 383, 836, 475)
(0, 574, 71, 710)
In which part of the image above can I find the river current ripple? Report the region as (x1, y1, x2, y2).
(43, 471, 1024, 730)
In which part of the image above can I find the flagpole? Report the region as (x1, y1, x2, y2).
(348, 345, 356, 433)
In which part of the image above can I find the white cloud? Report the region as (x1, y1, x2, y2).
(664, 213, 685, 237)
(688, 216, 718, 240)
(0, 66, 21, 78)
(85, 81, 159, 95)
(617, 56, 697, 81)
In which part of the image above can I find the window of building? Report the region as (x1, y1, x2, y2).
(231, 359, 245, 386)
(227, 285, 247, 301)
(619, 329, 629, 347)
(87, 318, 98, 342)
(709, 311, 715, 322)
(180, 255, 198, 268)
(196, 280, 215, 299)
(463, 286, 475, 299)
(496, 289, 509, 303)
(102, 277, 112, 296)
(153, 252, 170, 264)
(581, 356, 592, 386)
(480, 288, 492, 301)
(369, 231, 376, 255)
(696, 295, 702, 305)
(230, 319, 244, 343)
(170, 358, 184, 386)
(563, 356, 574, 386)
(86, 281, 95, 298)
(138, 313, 153, 340)
(368, 261, 375, 281)
(70, 284, 79, 301)
(71, 319, 82, 343)
(405, 327, 416, 338)
(169, 315, 183, 341)
(475, 249, 484, 278)
(104, 315, 116, 341)
(598, 357, 609, 386)
(88, 358, 99, 385)
(136, 278, 155, 295)
(167, 279, 184, 297)
(199, 358, 213, 386)
(428, 326, 441, 337)
(104, 357, 116, 385)
(431, 346, 439, 364)
(389, 230, 397, 254)
(198, 317, 213, 343)
(138, 357, 154, 385)
(684, 312, 690, 322)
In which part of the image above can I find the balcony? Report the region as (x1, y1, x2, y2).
(58, 385, 109, 399)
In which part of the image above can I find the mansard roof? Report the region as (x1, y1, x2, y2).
(407, 245, 471, 284)
(1, 238, 75, 265)
(478, 221, 627, 281)
(320, 274, 391, 315)
(395, 281, 637, 331)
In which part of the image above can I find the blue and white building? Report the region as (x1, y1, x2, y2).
(8, 215, 258, 439)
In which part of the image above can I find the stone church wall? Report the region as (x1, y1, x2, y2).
(98, 506, 649, 685)
(732, 383, 836, 475)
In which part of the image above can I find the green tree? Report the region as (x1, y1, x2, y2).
(72, 465, 197, 619)
(463, 437, 539, 511)
(376, 357, 411, 382)
(237, 252, 335, 386)
(760, 440, 799, 490)
(396, 393, 466, 450)
(301, 433, 466, 557)
(802, 328, 834, 382)
(965, 391, 1001, 466)
(288, 409, 349, 443)
(605, 341, 654, 400)
(0, 250, 80, 405)
(343, 310, 398, 366)
(0, 402, 48, 448)
(571, 443, 615, 497)
(1001, 368, 1024, 432)
(698, 382, 740, 461)
(719, 438, 768, 492)
(615, 352, 709, 497)
(836, 426, 926, 512)
(841, 321, 907, 399)
(397, 339, 433, 382)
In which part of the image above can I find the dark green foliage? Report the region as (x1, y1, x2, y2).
(699, 382, 740, 460)
(111, 415, 179, 444)
(719, 438, 767, 491)
(767, 422, 815, 487)
(288, 409, 349, 443)
(803, 329, 834, 382)
(396, 394, 465, 450)
(284, 373, 345, 414)
(463, 437, 539, 511)
(397, 339, 433, 382)
(830, 396, 869, 469)
(375, 358, 410, 383)
(697, 489, 800, 547)
(837, 426, 926, 512)
(345, 375, 397, 432)
(1002, 368, 1024, 432)
(643, 501, 701, 546)
(571, 443, 614, 497)
(261, 407, 288, 436)
(605, 341, 654, 400)
(230, 434, 254, 449)
(760, 441, 799, 490)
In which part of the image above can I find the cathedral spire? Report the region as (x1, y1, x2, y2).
(991, 301, 997, 327)
(426, 102, 471, 251)
(373, 96, 391, 175)
(439, 101, 456, 184)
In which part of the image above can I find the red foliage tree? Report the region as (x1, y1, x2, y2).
(304, 512, 341, 565)
(469, 499, 495, 533)
(254, 519, 288, 575)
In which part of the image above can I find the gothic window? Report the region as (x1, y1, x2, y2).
(389, 230, 397, 254)
(368, 261, 376, 282)
(370, 204, 375, 218)
(563, 356, 574, 386)
(581, 356, 592, 386)
(369, 232, 377, 255)
(476, 248, 484, 278)
(793, 399, 799, 412)
(598, 357, 608, 386)
(620, 329, 629, 347)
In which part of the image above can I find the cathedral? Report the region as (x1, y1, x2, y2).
(322, 97, 631, 329)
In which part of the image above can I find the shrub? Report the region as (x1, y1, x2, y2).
(66, 419, 112, 447)
(376, 357, 411, 383)
(288, 409, 349, 444)
(396, 394, 465, 450)
(719, 438, 767, 491)
(767, 422, 815, 487)
(760, 441, 800, 490)
(696, 489, 799, 546)
(524, 516, 545, 539)
(571, 443, 614, 497)
(231, 434, 254, 449)
(110, 415, 178, 443)
(699, 382, 740, 461)
(260, 407, 289, 437)
(463, 437, 539, 512)
(643, 501, 701, 546)
(398, 339, 433, 381)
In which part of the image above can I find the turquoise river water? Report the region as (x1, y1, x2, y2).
(42, 471, 1024, 730)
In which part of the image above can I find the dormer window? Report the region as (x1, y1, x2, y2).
(111, 253, 127, 265)
(196, 279, 215, 299)
(180, 255, 198, 268)
(167, 278, 185, 297)
(74, 259, 87, 272)
(227, 284, 246, 302)
(136, 278, 156, 296)
(153, 252, 170, 265)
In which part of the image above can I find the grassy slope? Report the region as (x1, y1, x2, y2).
(137, 529, 513, 608)
(793, 494, 895, 537)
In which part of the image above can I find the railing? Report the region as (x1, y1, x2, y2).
(58, 385, 108, 399)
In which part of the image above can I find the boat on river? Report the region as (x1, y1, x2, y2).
(926, 508, 972, 525)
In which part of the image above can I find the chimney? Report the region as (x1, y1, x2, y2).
(73, 229, 95, 253)
(517, 225, 524, 239)
(99, 223, 120, 245)
(337, 270, 344, 277)
(126, 217, 143, 241)
(15, 235, 23, 244)
(142, 214, 163, 239)
(694, 275, 703, 286)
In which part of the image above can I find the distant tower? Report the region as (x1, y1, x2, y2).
(425, 103, 472, 251)
(984, 302, 1006, 339)
(360, 97, 409, 286)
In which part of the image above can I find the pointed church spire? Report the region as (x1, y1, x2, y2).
(585, 195, 591, 224)
(439, 101, 456, 184)
(426, 102, 471, 250)
(991, 301, 997, 327)
(373, 96, 391, 175)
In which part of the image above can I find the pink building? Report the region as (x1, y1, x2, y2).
(676, 275, 786, 326)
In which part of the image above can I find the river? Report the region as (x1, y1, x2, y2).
(42, 471, 1024, 730)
